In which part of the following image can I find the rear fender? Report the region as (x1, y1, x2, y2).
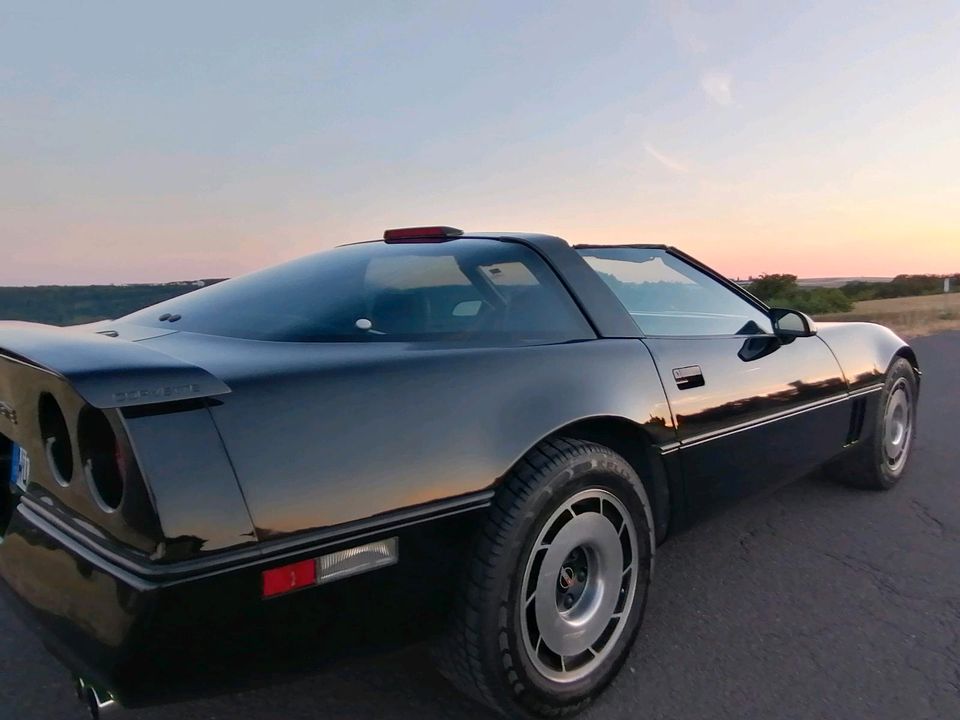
(204, 339, 677, 541)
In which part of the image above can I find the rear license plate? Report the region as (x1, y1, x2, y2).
(9, 444, 30, 492)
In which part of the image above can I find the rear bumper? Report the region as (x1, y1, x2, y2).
(0, 502, 156, 699)
(0, 500, 265, 706)
(0, 495, 487, 707)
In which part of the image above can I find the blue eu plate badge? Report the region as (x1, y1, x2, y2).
(9, 444, 30, 492)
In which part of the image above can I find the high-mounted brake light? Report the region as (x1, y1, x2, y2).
(383, 226, 463, 243)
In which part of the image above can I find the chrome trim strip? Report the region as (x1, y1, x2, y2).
(659, 385, 883, 457)
(248, 491, 494, 576)
(15, 503, 156, 591)
(16, 490, 494, 584)
(679, 393, 851, 449)
(848, 384, 884, 398)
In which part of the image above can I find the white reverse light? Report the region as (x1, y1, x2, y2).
(318, 537, 399, 585)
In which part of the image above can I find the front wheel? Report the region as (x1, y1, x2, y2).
(829, 356, 919, 490)
(437, 438, 654, 718)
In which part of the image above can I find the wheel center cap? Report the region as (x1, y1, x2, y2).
(558, 566, 576, 590)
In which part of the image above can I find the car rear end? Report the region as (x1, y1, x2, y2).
(0, 326, 265, 708)
(0, 324, 488, 712)
(0, 348, 155, 701)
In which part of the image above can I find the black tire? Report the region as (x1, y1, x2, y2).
(829, 357, 919, 490)
(436, 438, 655, 719)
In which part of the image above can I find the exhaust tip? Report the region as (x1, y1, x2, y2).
(74, 677, 118, 719)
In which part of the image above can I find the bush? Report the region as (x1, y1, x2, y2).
(748, 275, 853, 314)
(748, 274, 798, 300)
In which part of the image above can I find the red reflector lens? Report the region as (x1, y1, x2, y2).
(262, 559, 317, 598)
(383, 226, 463, 242)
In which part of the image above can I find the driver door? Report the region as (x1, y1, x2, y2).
(577, 247, 850, 514)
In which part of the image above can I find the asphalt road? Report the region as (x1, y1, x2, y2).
(3, 331, 959, 720)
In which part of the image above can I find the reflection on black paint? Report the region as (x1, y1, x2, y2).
(676, 374, 848, 438)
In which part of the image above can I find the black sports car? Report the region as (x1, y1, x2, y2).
(0, 227, 919, 719)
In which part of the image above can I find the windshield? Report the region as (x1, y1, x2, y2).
(122, 239, 594, 344)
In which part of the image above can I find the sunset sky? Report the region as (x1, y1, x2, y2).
(1, 1, 958, 286)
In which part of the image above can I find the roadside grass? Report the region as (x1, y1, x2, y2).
(816, 293, 960, 338)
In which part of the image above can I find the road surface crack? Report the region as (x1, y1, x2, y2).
(911, 499, 948, 537)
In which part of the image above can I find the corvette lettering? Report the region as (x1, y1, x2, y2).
(114, 384, 200, 403)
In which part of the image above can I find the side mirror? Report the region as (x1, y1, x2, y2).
(770, 308, 817, 339)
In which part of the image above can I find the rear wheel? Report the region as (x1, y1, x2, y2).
(437, 438, 654, 718)
(830, 357, 918, 490)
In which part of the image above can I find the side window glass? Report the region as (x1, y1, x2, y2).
(578, 248, 773, 337)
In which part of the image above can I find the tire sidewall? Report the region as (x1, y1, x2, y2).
(871, 358, 919, 488)
(491, 448, 654, 715)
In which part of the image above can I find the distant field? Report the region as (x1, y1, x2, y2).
(817, 293, 960, 338)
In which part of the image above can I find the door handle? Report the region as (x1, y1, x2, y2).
(672, 365, 705, 390)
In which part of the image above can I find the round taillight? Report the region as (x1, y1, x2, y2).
(38, 393, 73, 485)
(78, 406, 124, 512)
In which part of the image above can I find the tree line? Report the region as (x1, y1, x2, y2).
(0, 281, 223, 326)
(746, 274, 959, 315)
